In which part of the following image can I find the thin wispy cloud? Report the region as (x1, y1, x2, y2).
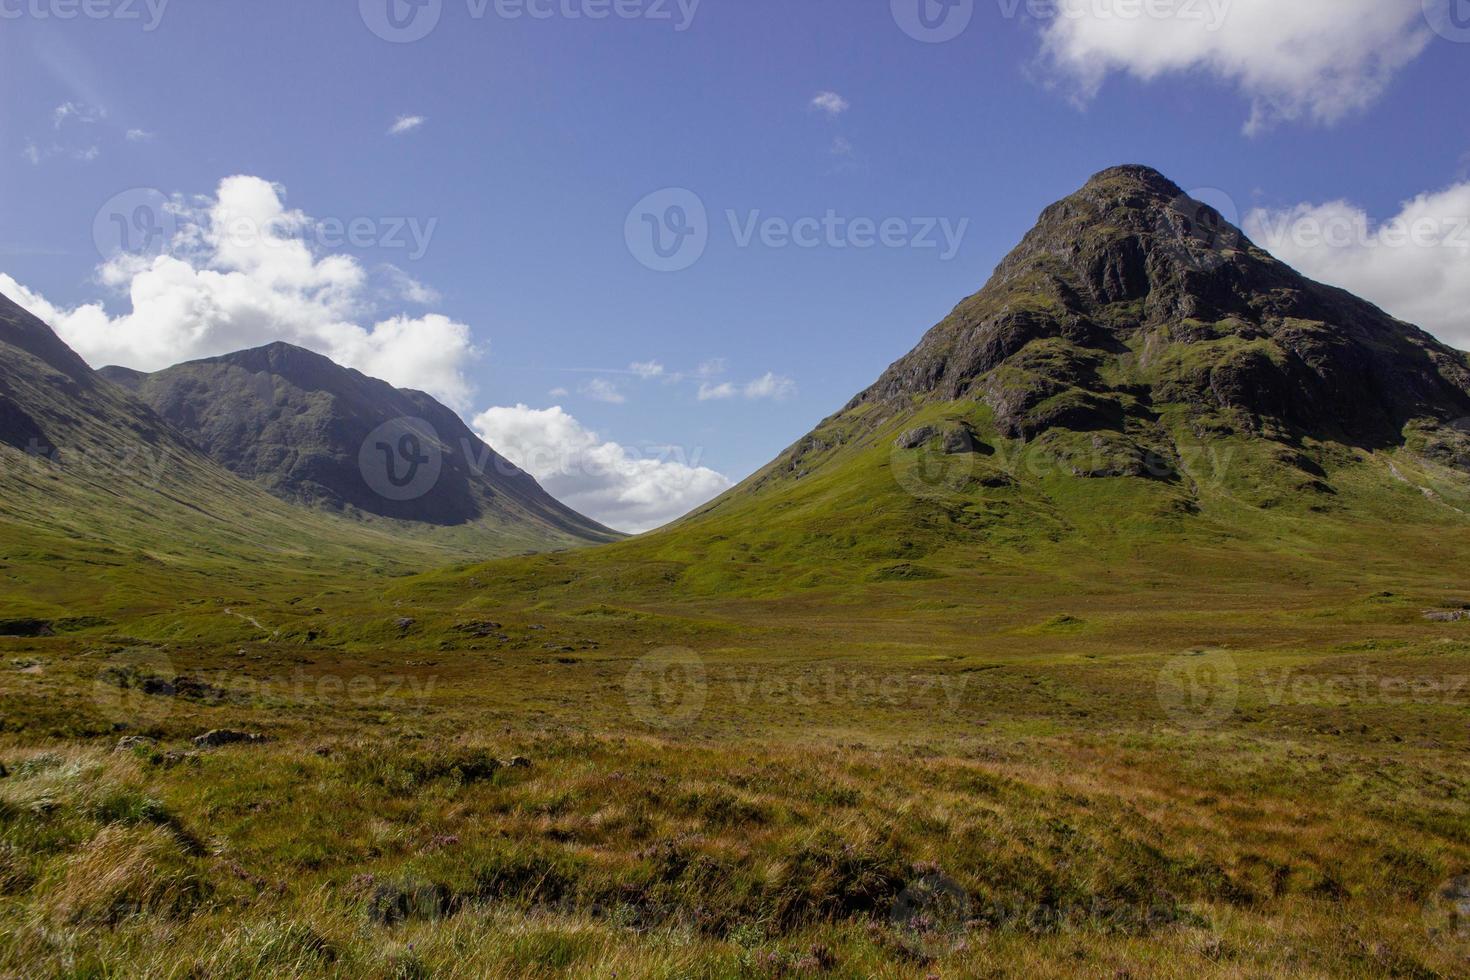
(698, 372, 797, 402)
(388, 115, 426, 136)
(125, 129, 156, 143)
(580, 378, 626, 404)
(53, 101, 105, 129)
(630, 360, 665, 379)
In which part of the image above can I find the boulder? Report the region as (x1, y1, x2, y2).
(115, 736, 157, 753)
(192, 729, 266, 749)
(894, 426, 938, 450)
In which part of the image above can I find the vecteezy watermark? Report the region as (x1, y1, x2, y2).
(623, 646, 707, 728)
(1157, 648, 1238, 729)
(1248, 209, 1470, 255)
(890, 870, 972, 958)
(892, 0, 975, 43)
(0, 0, 170, 30)
(888, 427, 1240, 503)
(1425, 0, 1470, 44)
(890, 425, 982, 502)
(360, 0, 700, 43)
(93, 646, 178, 729)
(625, 188, 709, 273)
(359, 418, 445, 502)
(1156, 188, 1242, 274)
(214, 213, 439, 261)
(5, 437, 176, 488)
(92, 189, 437, 262)
(94, 188, 179, 260)
(1425, 874, 1470, 959)
(626, 188, 970, 272)
(1258, 669, 1470, 708)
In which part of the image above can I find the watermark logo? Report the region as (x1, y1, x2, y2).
(361, 0, 442, 42)
(1156, 188, 1241, 274)
(359, 417, 443, 502)
(1157, 648, 1238, 728)
(361, 0, 700, 42)
(890, 426, 981, 502)
(626, 189, 970, 272)
(892, 0, 974, 43)
(1426, 0, 1470, 43)
(0, 0, 170, 30)
(94, 188, 178, 260)
(623, 646, 707, 728)
(1425, 875, 1470, 958)
(92, 646, 177, 729)
(891, 871, 971, 958)
(625, 188, 709, 273)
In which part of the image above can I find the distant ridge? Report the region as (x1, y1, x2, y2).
(101, 342, 619, 545)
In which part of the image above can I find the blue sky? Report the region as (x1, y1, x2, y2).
(2, 0, 1468, 530)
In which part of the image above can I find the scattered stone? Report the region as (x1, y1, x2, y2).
(115, 736, 157, 753)
(394, 617, 418, 634)
(1424, 610, 1469, 622)
(529, 624, 546, 631)
(192, 729, 267, 749)
(505, 756, 532, 769)
(453, 621, 504, 638)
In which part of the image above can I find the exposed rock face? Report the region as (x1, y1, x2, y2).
(101, 342, 618, 541)
(846, 165, 1470, 453)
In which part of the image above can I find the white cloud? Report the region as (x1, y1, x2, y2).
(1039, 0, 1432, 134)
(389, 115, 426, 136)
(630, 360, 665, 379)
(580, 378, 626, 404)
(697, 381, 737, 401)
(22, 142, 42, 166)
(548, 387, 570, 397)
(53, 101, 105, 129)
(383, 264, 440, 305)
(743, 372, 798, 401)
(126, 129, 156, 143)
(831, 136, 854, 157)
(810, 91, 850, 117)
(0, 175, 479, 410)
(698, 373, 797, 402)
(1244, 181, 1470, 351)
(472, 404, 732, 533)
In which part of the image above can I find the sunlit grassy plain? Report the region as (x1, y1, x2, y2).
(3, 411, 1470, 978)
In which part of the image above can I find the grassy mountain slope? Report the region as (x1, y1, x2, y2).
(100, 343, 617, 550)
(0, 294, 598, 630)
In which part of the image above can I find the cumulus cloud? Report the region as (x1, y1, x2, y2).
(1244, 181, 1470, 350)
(1039, 0, 1432, 134)
(0, 175, 479, 409)
(810, 91, 850, 117)
(472, 404, 732, 533)
(698, 372, 797, 401)
(126, 129, 156, 142)
(389, 115, 426, 136)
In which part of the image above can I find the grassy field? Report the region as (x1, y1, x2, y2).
(3, 498, 1470, 977)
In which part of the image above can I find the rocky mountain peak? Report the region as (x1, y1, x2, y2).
(847, 166, 1470, 449)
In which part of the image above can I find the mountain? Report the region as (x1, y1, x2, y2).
(100, 344, 617, 546)
(0, 293, 608, 625)
(493, 165, 1470, 599)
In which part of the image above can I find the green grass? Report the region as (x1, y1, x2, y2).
(4, 335, 1470, 975)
